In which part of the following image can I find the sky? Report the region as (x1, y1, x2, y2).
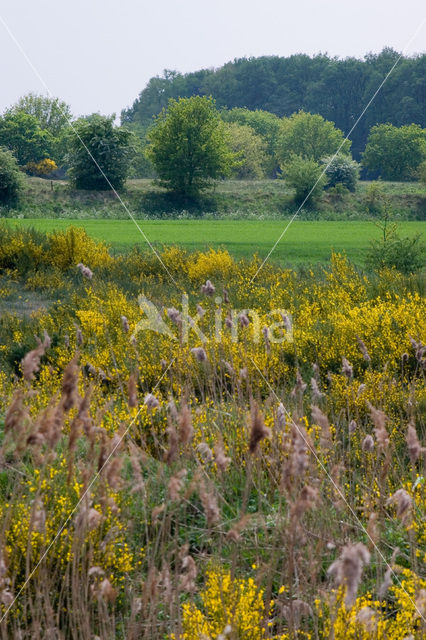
(0, 0, 425, 120)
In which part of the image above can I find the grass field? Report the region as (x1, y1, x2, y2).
(4, 218, 425, 264)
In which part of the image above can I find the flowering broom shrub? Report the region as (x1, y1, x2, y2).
(0, 227, 424, 638)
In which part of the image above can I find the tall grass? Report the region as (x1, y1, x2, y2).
(0, 228, 424, 638)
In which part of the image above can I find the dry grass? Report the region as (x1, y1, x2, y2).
(0, 231, 424, 638)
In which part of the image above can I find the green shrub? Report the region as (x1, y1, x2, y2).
(417, 160, 426, 186)
(322, 154, 359, 191)
(363, 181, 385, 215)
(282, 155, 328, 204)
(224, 121, 268, 179)
(0, 147, 25, 207)
(367, 211, 425, 274)
(367, 233, 425, 274)
(66, 115, 135, 191)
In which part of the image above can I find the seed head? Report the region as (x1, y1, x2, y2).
(191, 347, 207, 362)
(362, 435, 375, 453)
(356, 335, 371, 362)
(21, 331, 51, 382)
(201, 279, 215, 296)
(249, 402, 271, 454)
(121, 315, 129, 333)
(342, 357, 353, 379)
(77, 262, 93, 280)
(327, 542, 370, 608)
(387, 489, 412, 525)
(144, 393, 160, 410)
(406, 421, 423, 464)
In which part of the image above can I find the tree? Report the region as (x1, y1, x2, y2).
(0, 112, 54, 165)
(417, 160, 426, 186)
(0, 147, 25, 207)
(6, 93, 72, 137)
(321, 154, 359, 191)
(362, 123, 426, 181)
(278, 111, 351, 164)
(146, 96, 236, 197)
(223, 122, 268, 179)
(124, 122, 156, 178)
(283, 156, 328, 204)
(66, 115, 135, 190)
(123, 51, 426, 161)
(221, 108, 281, 175)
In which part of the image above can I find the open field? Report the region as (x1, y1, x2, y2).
(4, 218, 425, 265)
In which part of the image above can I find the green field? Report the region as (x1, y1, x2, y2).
(4, 218, 425, 264)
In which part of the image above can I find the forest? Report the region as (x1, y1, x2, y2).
(122, 48, 425, 159)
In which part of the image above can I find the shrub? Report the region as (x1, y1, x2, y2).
(0, 147, 25, 207)
(363, 181, 385, 215)
(46, 226, 112, 270)
(186, 248, 236, 282)
(282, 155, 328, 204)
(367, 232, 425, 274)
(25, 267, 66, 292)
(25, 158, 58, 177)
(322, 153, 359, 191)
(66, 115, 135, 191)
(417, 159, 426, 186)
(366, 210, 425, 273)
(181, 569, 269, 639)
(223, 121, 268, 179)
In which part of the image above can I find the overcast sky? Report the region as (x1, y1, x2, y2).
(1, 0, 425, 119)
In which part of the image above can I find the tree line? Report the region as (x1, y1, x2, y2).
(0, 59, 425, 207)
(121, 48, 425, 160)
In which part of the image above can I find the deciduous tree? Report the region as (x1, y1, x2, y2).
(362, 123, 426, 181)
(66, 115, 135, 190)
(278, 111, 351, 164)
(146, 96, 236, 197)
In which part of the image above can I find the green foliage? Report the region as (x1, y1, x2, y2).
(5, 93, 72, 138)
(362, 181, 386, 215)
(322, 154, 359, 191)
(278, 111, 351, 165)
(362, 123, 426, 181)
(367, 209, 425, 273)
(415, 160, 426, 186)
(123, 50, 426, 160)
(146, 96, 236, 197)
(0, 112, 54, 165)
(121, 51, 426, 189)
(223, 122, 268, 179)
(124, 122, 156, 178)
(0, 147, 25, 207)
(282, 155, 328, 204)
(221, 108, 281, 175)
(66, 115, 135, 191)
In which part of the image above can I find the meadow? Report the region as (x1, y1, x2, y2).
(0, 223, 424, 638)
(2, 218, 424, 264)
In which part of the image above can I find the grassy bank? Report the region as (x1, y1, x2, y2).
(1, 176, 425, 220)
